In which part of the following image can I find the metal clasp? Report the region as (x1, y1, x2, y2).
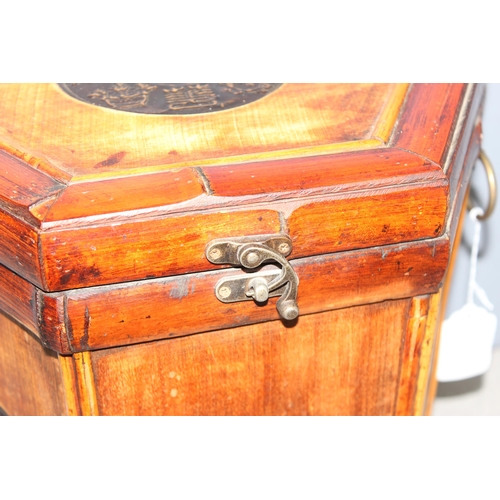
(206, 234, 299, 320)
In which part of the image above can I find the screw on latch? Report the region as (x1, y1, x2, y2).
(278, 243, 290, 254)
(218, 286, 232, 299)
(209, 248, 222, 260)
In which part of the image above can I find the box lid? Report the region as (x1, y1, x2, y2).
(0, 83, 483, 294)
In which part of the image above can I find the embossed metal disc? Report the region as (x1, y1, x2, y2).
(58, 83, 282, 115)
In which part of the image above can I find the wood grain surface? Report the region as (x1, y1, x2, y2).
(41, 209, 282, 290)
(0, 312, 67, 415)
(0, 85, 484, 354)
(391, 83, 466, 165)
(0, 84, 482, 294)
(0, 209, 44, 287)
(0, 231, 450, 355)
(0, 290, 451, 416)
(89, 299, 412, 416)
(395, 295, 432, 415)
(0, 84, 406, 179)
(58, 236, 449, 353)
(0, 263, 38, 334)
(0, 83, 485, 417)
(413, 292, 442, 416)
(202, 147, 443, 198)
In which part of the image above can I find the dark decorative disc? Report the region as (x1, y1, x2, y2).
(58, 83, 282, 115)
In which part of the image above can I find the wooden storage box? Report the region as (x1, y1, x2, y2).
(0, 83, 484, 415)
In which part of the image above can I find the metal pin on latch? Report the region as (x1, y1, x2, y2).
(246, 277, 270, 303)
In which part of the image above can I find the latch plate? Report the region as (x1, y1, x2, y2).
(215, 269, 284, 302)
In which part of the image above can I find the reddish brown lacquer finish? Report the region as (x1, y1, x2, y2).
(202, 148, 443, 197)
(43, 168, 204, 222)
(0, 83, 486, 415)
(48, 236, 450, 353)
(391, 84, 466, 165)
(0, 263, 37, 333)
(41, 209, 281, 290)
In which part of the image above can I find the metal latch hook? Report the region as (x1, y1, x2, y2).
(206, 234, 299, 320)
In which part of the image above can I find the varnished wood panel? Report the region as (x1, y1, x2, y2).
(43, 167, 205, 222)
(41, 210, 281, 290)
(0, 229, 450, 354)
(0, 84, 405, 180)
(288, 183, 448, 257)
(202, 148, 443, 198)
(90, 299, 412, 416)
(0, 312, 67, 415)
(391, 84, 465, 165)
(36, 291, 72, 353)
(0, 150, 65, 217)
(38, 182, 447, 292)
(0, 208, 44, 287)
(46, 236, 449, 353)
(0, 263, 37, 334)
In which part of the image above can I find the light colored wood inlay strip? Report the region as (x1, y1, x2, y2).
(395, 295, 430, 416)
(413, 291, 442, 416)
(58, 354, 81, 416)
(73, 352, 99, 416)
(372, 84, 410, 143)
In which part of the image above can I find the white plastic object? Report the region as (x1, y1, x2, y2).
(436, 207, 497, 382)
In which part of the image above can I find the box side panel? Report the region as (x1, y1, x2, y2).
(89, 299, 412, 416)
(0, 312, 68, 416)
